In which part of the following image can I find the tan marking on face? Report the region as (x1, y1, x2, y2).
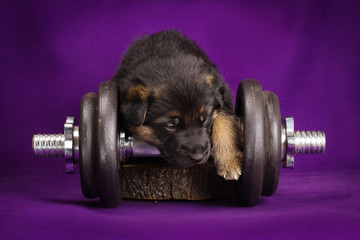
(130, 125, 161, 146)
(153, 110, 183, 125)
(154, 117, 168, 124)
(127, 85, 150, 101)
(198, 105, 206, 122)
(206, 74, 214, 87)
(200, 105, 205, 114)
(169, 110, 182, 118)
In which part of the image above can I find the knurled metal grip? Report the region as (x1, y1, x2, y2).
(33, 116, 325, 172)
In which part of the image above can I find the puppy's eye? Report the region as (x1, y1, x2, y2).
(199, 114, 209, 125)
(166, 122, 176, 130)
(165, 117, 180, 132)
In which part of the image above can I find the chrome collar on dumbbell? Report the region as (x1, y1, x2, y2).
(32, 117, 80, 173)
(32, 116, 325, 173)
(281, 117, 326, 168)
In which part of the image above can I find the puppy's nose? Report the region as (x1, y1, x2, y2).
(190, 152, 205, 163)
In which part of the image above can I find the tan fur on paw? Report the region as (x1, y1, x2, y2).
(211, 112, 243, 181)
(215, 152, 243, 180)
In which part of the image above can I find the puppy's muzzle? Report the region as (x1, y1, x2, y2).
(180, 141, 211, 164)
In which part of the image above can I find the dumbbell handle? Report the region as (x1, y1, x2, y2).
(118, 132, 161, 159)
(32, 117, 161, 173)
(32, 116, 325, 173)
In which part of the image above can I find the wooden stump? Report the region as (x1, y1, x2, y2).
(121, 160, 236, 200)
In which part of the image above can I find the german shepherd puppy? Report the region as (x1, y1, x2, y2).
(112, 30, 243, 180)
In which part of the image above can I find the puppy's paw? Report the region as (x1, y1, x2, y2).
(215, 152, 243, 181)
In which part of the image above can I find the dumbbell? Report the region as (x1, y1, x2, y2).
(32, 79, 326, 207)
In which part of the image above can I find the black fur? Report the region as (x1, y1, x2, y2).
(112, 30, 235, 167)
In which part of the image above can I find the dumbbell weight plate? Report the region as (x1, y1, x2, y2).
(235, 79, 265, 206)
(97, 80, 122, 207)
(79, 92, 98, 199)
(262, 91, 281, 196)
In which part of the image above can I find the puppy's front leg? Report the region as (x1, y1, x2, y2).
(212, 111, 243, 180)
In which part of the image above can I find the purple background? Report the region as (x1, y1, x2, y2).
(1, 0, 360, 239)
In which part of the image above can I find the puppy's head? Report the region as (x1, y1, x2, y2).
(120, 57, 229, 167)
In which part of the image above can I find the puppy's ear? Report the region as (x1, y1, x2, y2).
(214, 86, 224, 109)
(121, 101, 148, 126)
(121, 83, 150, 126)
(208, 74, 233, 110)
